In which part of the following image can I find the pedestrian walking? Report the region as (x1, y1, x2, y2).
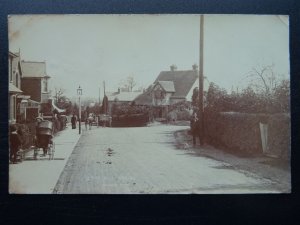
(9, 124, 22, 163)
(96, 115, 99, 128)
(71, 114, 77, 129)
(88, 115, 93, 130)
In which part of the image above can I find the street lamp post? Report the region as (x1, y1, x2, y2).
(77, 85, 82, 134)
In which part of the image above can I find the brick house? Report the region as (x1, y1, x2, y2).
(21, 61, 51, 103)
(8, 51, 23, 124)
(19, 60, 52, 121)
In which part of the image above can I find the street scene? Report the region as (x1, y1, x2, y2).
(8, 15, 290, 194)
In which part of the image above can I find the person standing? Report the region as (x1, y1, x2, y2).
(85, 118, 88, 130)
(9, 125, 22, 163)
(190, 113, 202, 146)
(71, 114, 77, 129)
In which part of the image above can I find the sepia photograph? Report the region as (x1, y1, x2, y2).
(8, 14, 290, 194)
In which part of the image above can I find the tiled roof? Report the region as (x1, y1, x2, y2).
(9, 52, 18, 58)
(9, 83, 23, 93)
(133, 86, 153, 106)
(108, 91, 142, 102)
(21, 61, 49, 78)
(155, 70, 198, 97)
(157, 81, 175, 92)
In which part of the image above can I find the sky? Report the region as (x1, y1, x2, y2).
(9, 14, 289, 99)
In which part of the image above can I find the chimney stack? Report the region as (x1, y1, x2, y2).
(170, 64, 177, 71)
(192, 64, 198, 71)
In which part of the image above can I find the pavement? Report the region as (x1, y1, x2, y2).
(9, 123, 82, 194)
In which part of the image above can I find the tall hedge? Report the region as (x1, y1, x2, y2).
(204, 112, 290, 159)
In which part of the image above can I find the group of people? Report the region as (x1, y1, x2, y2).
(71, 114, 94, 131)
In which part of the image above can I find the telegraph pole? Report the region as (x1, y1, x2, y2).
(103, 81, 106, 114)
(99, 87, 101, 105)
(199, 15, 204, 145)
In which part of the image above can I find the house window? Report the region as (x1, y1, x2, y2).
(155, 90, 165, 99)
(9, 58, 13, 82)
(43, 78, 48, 93)
(16, 72, 19, 87)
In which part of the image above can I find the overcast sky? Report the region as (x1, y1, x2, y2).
(9, 14, 289, 98)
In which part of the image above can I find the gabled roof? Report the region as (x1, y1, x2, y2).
(9, 51, 18, 58)
(134, 92, 152, 106)
(156, 81, 175, 92)
(155, 70, 198, 98)
(133, 86, 153, 106)
(9, 83, 23, 93)
(21, 61, 49, 78)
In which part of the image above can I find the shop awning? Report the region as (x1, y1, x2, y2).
(52, 101, 65, 113)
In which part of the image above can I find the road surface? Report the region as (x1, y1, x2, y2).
(54, 124, 279, 194)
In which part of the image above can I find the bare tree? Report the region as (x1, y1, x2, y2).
(119, 75, 137, 92)
(54, 87, 66, 104)
(244, 64, 289, 112)
(246, 64, 279, 96)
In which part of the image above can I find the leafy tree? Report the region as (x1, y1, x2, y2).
(191, 65, 289, 114)
(101, 95, 109, 114)
(72, 103, 78, 116)
(206, 82, 228, 112)
(191, 87, 199, 108)
(273, 79, 290, 113)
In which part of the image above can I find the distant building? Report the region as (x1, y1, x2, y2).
(135, 64, 208, 118)
(107, 88, 143, 114)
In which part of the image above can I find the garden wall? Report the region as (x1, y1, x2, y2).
(204, 112, 290, 159)
(111, 113, 149, 127)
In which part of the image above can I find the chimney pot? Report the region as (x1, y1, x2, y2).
(192, 64, 198, 71)
(170, 64, 177, 71)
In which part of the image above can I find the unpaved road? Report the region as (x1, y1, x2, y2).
(53, 124, 281, 194)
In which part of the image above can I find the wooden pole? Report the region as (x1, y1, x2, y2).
(103, 81, 106, 114)
(199, 15, 204, 145)
(99, 87, 101, 106)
